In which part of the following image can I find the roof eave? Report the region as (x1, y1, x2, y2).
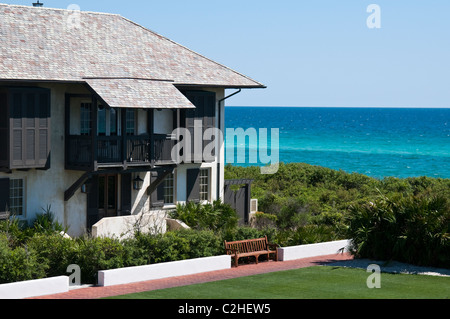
(174, 83, 267, 90)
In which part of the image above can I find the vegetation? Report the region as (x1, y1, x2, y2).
(225, 163, 450, 267)
(106, 266, 450, 299)
(0, 162, 448, 285)
(0, 201, 268, 284)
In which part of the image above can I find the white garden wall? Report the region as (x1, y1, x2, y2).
(0, 276, 69, 299)
(92, 211, 168, 239)
(277, 240, 350, 261)
(98, 255, 231, 287)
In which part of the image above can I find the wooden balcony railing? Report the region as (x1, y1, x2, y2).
(66, 134, 176, 169)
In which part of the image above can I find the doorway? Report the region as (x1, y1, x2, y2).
(98, 174, 118, 219)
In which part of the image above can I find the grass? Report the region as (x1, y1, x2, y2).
(106, 266, 450, 299)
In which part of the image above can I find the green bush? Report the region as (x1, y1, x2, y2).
(170, 200, 238, 232)
(133, 229, 223, 264)
(0, 234, 47, 284)
(27, 233, 79, 279)
(75, 236, 126, 284)
(347, 193, 450, 268)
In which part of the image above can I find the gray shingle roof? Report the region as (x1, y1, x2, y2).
(0, 4, 265, 89)
(85, 78, 195, 109)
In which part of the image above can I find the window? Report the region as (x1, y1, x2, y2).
(199, 168, 210, 201)
(97, 106, 120, 136)
(80, 103, 92, 136)
(9, 179, 24, 216)
(126, 109, 136, 135)
(163, 173, 175, 204)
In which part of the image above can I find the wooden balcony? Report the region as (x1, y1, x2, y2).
(66, 134, 176, 171)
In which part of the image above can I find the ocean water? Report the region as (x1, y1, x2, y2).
(225, 107, 450, 179)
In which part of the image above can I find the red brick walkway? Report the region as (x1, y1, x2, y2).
(32, 253, 353, 299)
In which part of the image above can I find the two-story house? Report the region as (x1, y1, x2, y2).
(0, 4, 264, 237)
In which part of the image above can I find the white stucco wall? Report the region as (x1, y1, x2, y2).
(0, 85, 226, 238)
(0, 83, 90, 237)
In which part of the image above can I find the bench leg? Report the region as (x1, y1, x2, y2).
(235, 255, 239, 268)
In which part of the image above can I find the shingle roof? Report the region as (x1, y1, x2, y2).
(85, 78, 195, 109)
(0, 4, 265, 89)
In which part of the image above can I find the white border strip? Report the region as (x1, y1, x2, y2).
(277, 240, 350, 261)
(98, 255, 231, 287)
(0, 276, 69, 299)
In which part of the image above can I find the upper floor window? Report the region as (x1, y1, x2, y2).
(126, 109, 136, 136)
(80, 103, 92, 136)
(97, 106, 120, 136)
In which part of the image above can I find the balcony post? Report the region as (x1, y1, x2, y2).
(64, 94, 70, 170)
(148, 109, 154, 164)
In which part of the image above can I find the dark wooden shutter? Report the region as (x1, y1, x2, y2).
(204, 93, 216, 159)
(37, 91, 50, 167)
(150, 171, 165, 208)
(9, 88, 50, 169)
(120, 173, 132, 215)
(0, 91, 8, 167)
(10, 91, 23, 168)
(186, 168, 200, 202)
(86, 176, 100, 230)
(0, 178, 10, 216)
(182, 91, 216, 163)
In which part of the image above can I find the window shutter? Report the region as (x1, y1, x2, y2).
(9, 88, 50, 169)
(0, 91, 8, 166)
(120, 173, 132, 215)
(186, 168, 200, 202)
(204, 94, 216, 159)
(10, 91, 23, 168)
(150, 171, 165, 208)
(0, 178, 10, 216)
(182, 91, 216, 163)
(86, 175, 100, 230)
(37, 91, 50, 167)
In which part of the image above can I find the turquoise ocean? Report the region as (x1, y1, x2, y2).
(225, 107, 450, 179)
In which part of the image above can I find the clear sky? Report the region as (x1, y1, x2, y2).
(3, 0, 450, 107)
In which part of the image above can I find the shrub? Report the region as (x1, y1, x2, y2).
(170, 200, 238, 232)
(251, 212, 278, 230)
(75, 236, 126, 284)
(347, 193, 450, 268)
(32, 205, 66, 235)
(27, 233, 79, 279)
(0, 234, 47, 284)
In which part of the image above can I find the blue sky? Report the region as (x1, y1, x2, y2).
(4, 0, 450, 107)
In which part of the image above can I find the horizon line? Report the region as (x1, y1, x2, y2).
(227, 105, 450, 109)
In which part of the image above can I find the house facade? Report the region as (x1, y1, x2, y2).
(0, 4, 264, 237)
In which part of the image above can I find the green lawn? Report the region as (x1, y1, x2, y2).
(106, 266, 450, 299)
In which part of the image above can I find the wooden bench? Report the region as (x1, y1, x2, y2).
(224, 236, 278, 267)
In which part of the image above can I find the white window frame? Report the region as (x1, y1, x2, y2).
(9, 178, 25, 217)
(199, 168, 210, 202)
(163, 172, 176, 206)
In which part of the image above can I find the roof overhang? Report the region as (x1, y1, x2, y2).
(83, 78, 196, 109)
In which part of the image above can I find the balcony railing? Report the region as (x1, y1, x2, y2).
(153, 134, 177, 164)
(67, 134, 176, 169)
